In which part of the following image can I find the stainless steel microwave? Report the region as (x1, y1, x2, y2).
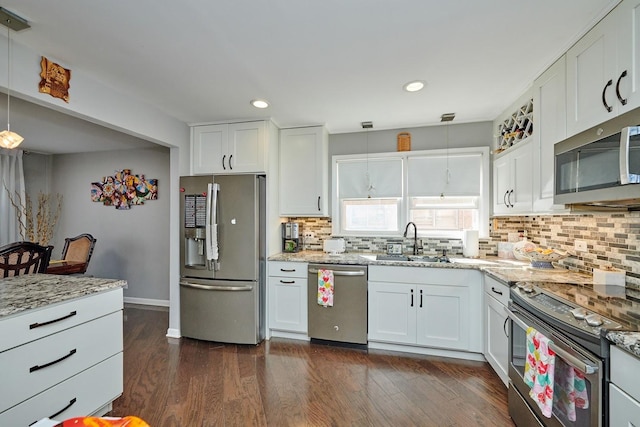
(554, 107, 640, 208)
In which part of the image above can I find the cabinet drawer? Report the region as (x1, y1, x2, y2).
(611, 345, 640, 401)
(484, 275, 510, 306)
(0, 288, 123, 352)
(0, 311, 123, 412)
(269, 261, 308, 278)
(0, 352, 123, 427)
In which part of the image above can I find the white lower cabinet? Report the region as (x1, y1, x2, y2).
(268, 261, 308, 336)
(609, 345, 640, 426)
(0, 288, 123, 426)
(483, 274, 509, 386)
(368, 266, 483, 355)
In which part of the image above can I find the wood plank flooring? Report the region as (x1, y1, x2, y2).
(109, 305, 514, 426)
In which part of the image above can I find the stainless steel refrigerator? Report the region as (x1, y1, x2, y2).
(179, 174, 266, 344)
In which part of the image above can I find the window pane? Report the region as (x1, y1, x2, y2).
(409, 196, 478, 232)
(341, 198, 399, 232)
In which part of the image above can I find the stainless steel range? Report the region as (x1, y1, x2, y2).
(507, 281, 627, 427)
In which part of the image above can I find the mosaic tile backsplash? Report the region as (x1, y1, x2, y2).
(287, 211, 640, 289)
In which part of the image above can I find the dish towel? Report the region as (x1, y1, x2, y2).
(553, 358, 589, 421)
(317, 269, 334, 307)
(524, 326, 556, 418)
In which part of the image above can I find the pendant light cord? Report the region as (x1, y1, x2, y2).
(6, 24, 11, 132)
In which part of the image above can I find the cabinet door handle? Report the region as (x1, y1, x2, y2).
(222, 154, 227, 170)
(410, 289, 414, 307)
(419, 289, 423, 308)
(30, 310, 77, 329)
(229, 154, 233, 170)
(43, 397, 77, 423)
(508, 189, 514, 208)
(491, 287, 503, 296)
(602, 79, 614, 112)
(317, 196, 321, 211)
(616, 70, 628, 106)
(503, 317, 509, 338)
(30, 349, 77, 372)
(503, 191, 509, 207)
(279, 280, 295, 284)
(280, 268, 296, 272)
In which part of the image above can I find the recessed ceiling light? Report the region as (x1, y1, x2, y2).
(250, 99, 269, 109)
(403, 80, 425, 92)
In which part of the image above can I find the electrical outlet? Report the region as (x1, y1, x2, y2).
(576, 294, 589, 306)
(304, 232, 315, 239)
(574, 240, 587, 252)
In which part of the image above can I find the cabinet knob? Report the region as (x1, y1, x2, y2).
(334, 325, 339, 331)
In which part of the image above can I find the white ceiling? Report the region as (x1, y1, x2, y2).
(0, 0, 620, 148)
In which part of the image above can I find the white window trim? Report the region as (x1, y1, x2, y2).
(332, 147, 490, 239)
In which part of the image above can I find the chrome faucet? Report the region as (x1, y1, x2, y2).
(403, 222, 418, 255)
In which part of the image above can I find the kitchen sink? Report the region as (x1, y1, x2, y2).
(359, 254, 450, 263)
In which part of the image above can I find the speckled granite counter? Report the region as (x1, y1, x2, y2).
(606, 331, 640, 358)
(269, 250, 529, 269)
(0, 273, 126, 318)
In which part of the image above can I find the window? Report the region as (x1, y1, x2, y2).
(333, 148, 489, 238)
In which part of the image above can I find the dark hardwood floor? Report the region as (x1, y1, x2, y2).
(109, 305, 514, 426)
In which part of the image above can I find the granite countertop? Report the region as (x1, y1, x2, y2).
(606, 331, 640, 359)
(0, 273, 126, 318)
(269, 250, 530, 270)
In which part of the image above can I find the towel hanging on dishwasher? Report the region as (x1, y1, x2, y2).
(317, 269, 334, 307)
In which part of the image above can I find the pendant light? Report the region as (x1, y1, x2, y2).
(440, 113, 455, 199)
(361, 121, 374, 198)
(0, 8, 29, 149)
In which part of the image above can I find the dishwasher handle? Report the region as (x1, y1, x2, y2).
(308, 268, 365, 276)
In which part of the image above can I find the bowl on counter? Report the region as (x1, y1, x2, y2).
(513, 245, 569, 269)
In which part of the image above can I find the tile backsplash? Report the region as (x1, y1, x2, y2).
(288, 211, 640, 289)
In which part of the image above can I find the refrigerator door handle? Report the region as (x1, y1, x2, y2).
(205, 183, 220, 270)
(180, 281, 252, 292)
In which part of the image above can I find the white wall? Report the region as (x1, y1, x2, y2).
(47, 147, 170, 304)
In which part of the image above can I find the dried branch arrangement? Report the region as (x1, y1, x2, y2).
(3, 185, 63, 245)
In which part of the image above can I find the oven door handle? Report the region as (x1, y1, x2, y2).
(506, 308, 599, 375)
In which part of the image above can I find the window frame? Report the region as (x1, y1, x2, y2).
(332, 147, 490, 239)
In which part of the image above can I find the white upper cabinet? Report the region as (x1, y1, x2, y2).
(532, 56, 569, 213)
(191, 121, 267, 174)
(566, 0, 640, 136)
(493, 140, 533, 215)
(279, 126, 329, 216)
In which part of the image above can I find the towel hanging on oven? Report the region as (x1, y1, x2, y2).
(317, 269, 334, 307)
(524, 326, 556, 418)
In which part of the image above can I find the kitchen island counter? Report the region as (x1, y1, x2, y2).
(0, 273, 126, 318)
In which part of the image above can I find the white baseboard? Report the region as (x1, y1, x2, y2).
(367, 341, 486, 362)
(166, 328, 181, 339)
(123, 296, 169, 307)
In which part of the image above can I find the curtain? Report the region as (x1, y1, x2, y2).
(0, 148, 25, 245)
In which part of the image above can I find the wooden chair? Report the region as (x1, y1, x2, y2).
(61, 233, 97, 274)
(0, 241, 54, 278)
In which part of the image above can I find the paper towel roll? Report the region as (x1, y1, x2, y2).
(462, 229, 479, 258)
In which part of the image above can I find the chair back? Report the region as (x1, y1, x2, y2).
(62, 234, 97, 274)
(0, 241, 54, 278)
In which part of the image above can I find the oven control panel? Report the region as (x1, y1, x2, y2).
(511, 282, 623, 336)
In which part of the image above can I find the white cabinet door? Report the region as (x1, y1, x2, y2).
(493, 141, 533, 215)
(533, 56, 569, 213)
(228, 121, 266, 173)
(416, 284, 469, 351)
(510, 142, 533, 213)
(493, 153, 512, 215)
(268, 276, 307, 333)
(610, 384, 640, 427)
(368, 282, 416, 344)
(192, 124, 228, 174)
(485, 294, 508, 386)
(566, 0, 640, 136)
(616, 0, 640, 115)
(279, 126, 328, 216)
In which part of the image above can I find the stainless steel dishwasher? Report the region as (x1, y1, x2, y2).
(307, 264, 368, 345)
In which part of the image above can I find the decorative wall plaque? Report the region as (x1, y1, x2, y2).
(38, 56, 71, 103)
